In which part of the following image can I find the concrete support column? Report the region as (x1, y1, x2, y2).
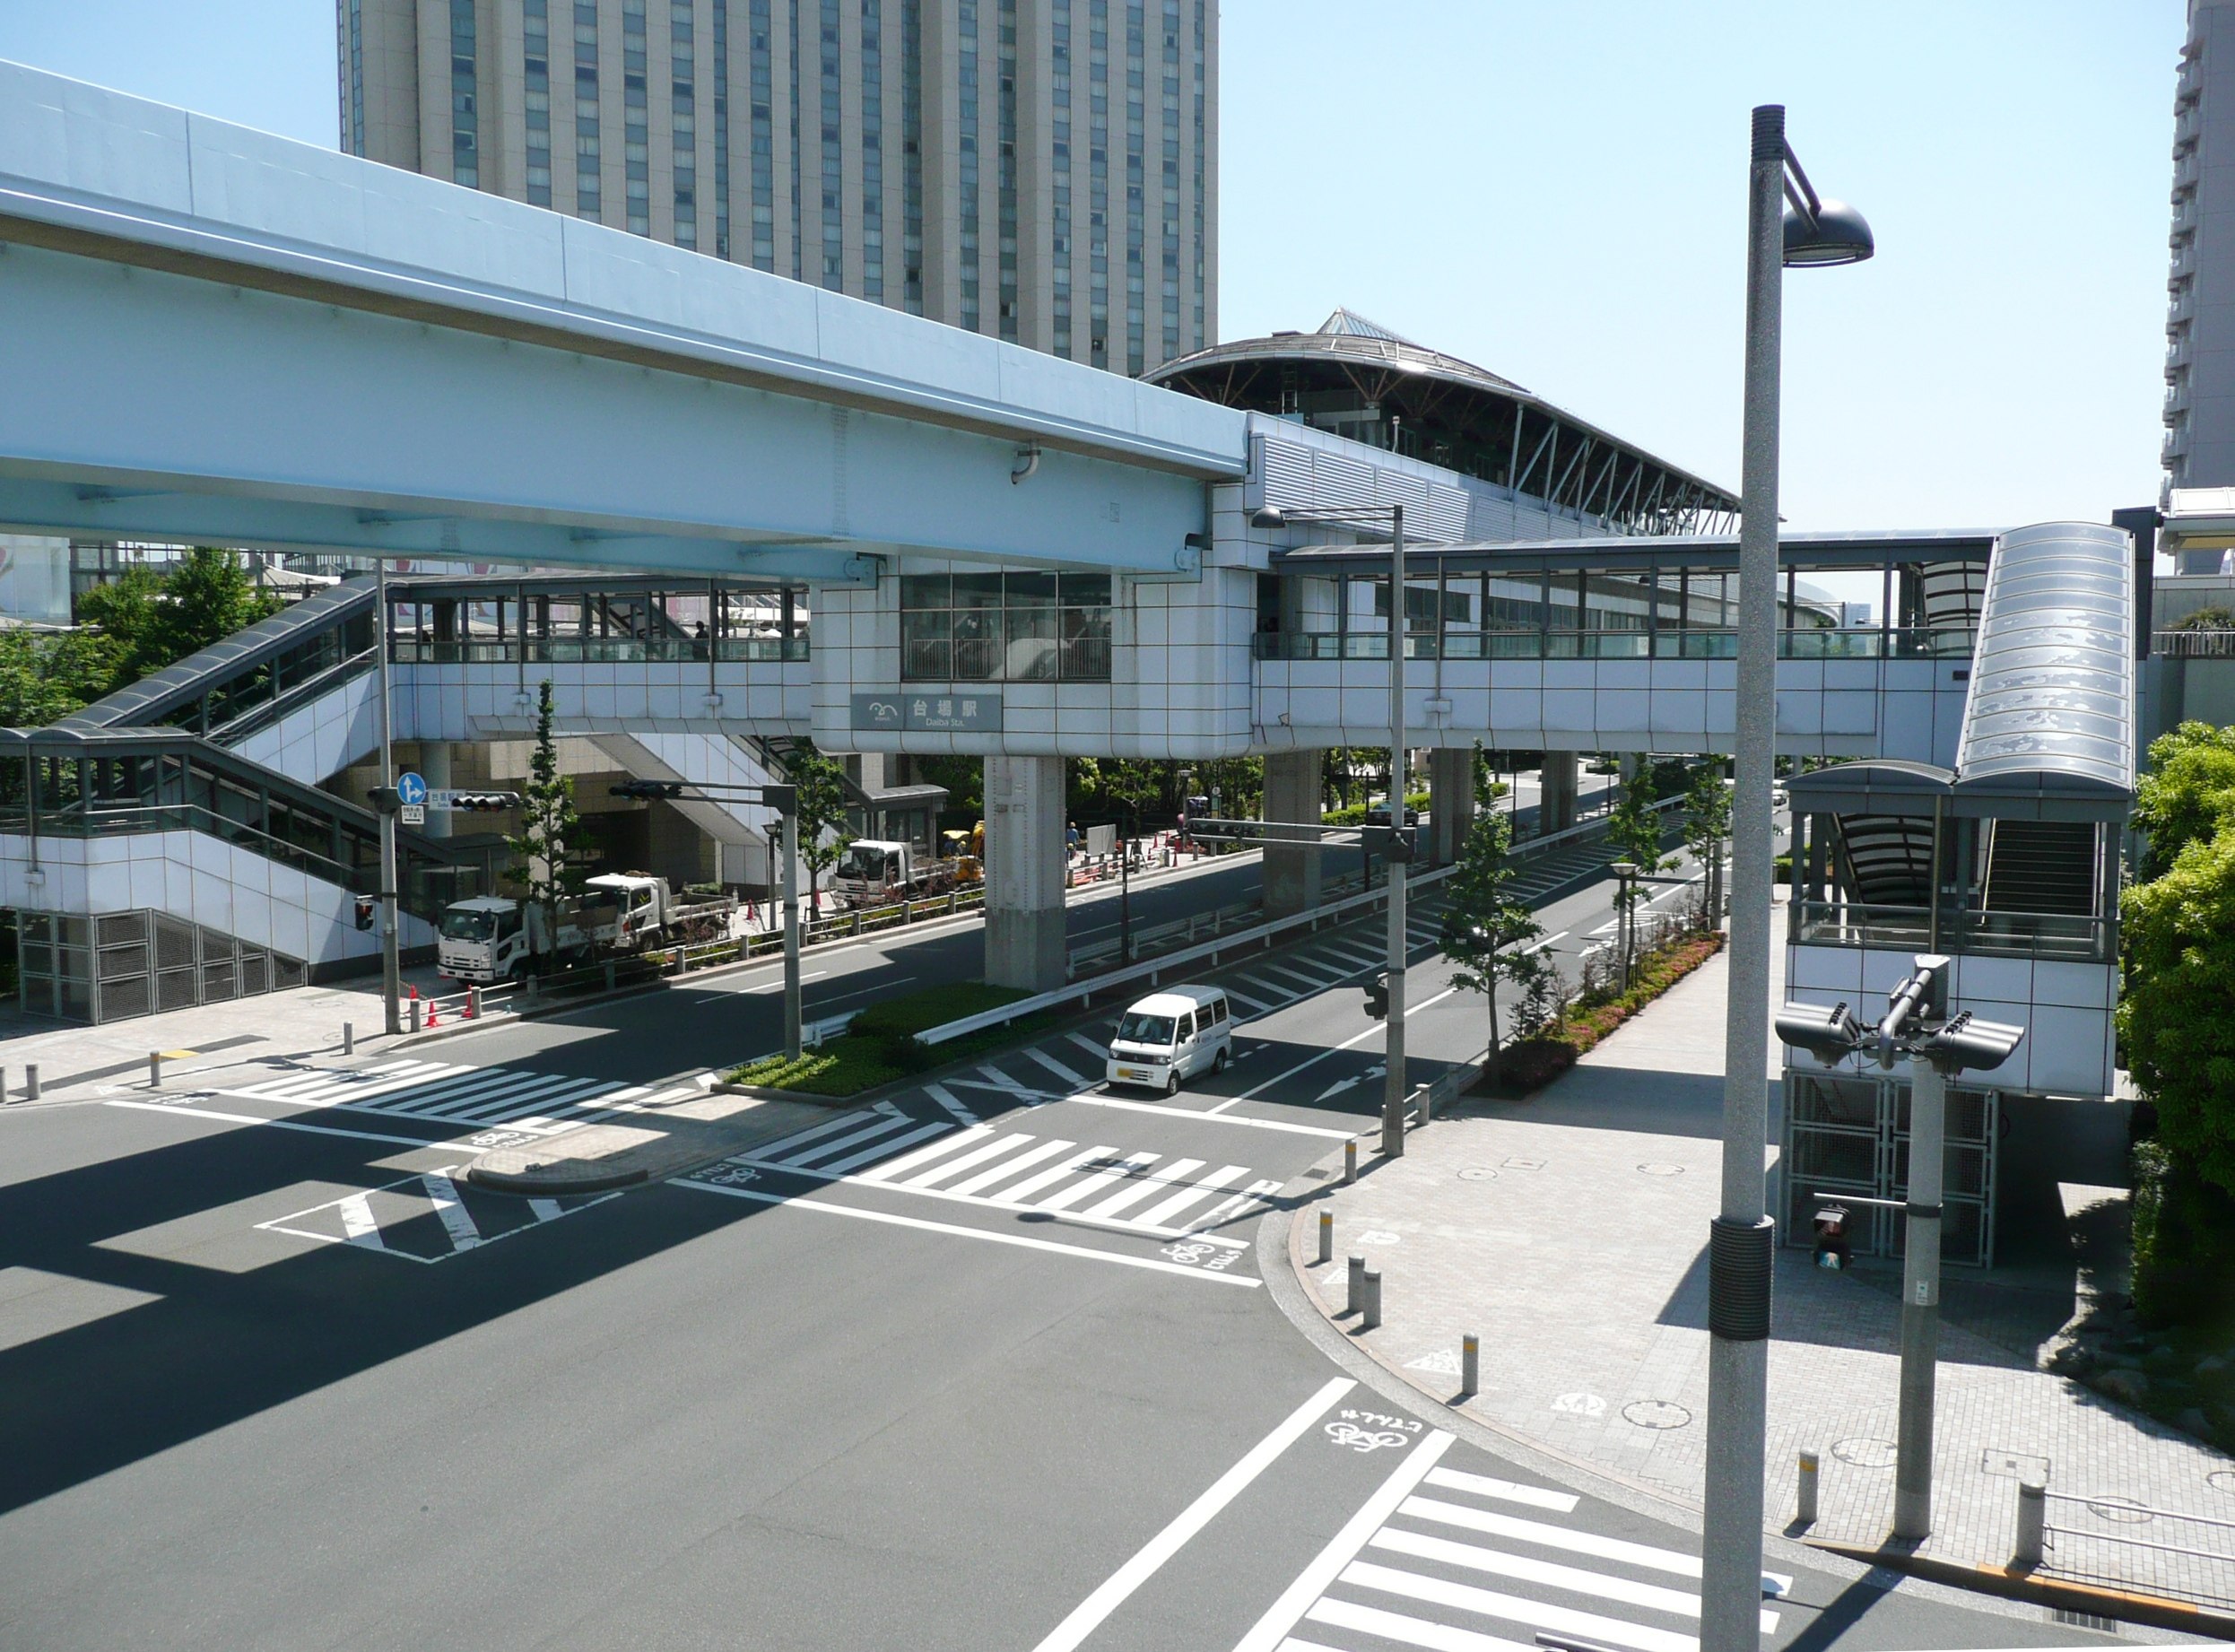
(1540, 751, 1578, 834)
(1428, 747, 1474, 866)
(421, 741, 452, 839)
(983, 754, 1067, 991)
(1263, 748, 1323, 919)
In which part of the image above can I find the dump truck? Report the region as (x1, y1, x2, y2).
(436, 872, 739, 983)
(830, 839, 974, 908)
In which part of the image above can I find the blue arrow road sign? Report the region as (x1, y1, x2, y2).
(396, 771, 428, 807)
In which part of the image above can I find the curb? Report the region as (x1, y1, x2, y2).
(1280, 1132, 2229, 1639)
(1805, 1537, 2235, 1639)
(466, 1161, 650, 1196)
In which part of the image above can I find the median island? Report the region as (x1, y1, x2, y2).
(729, 979, 1054, 1098)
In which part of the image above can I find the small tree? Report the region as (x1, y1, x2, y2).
(1439, 809, 1552, 1090)
(506, 681, 587, 968)
(1605, 761, 1674, 919)
(787, 742, 854, 914)
(2134, 721, 2235, 875)
(2119, 825, 2235, 1196)
(1680, 761, 1732, 930)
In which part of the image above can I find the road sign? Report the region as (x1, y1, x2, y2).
(400, 804, 425, 827)
(396, 771, 428, 807)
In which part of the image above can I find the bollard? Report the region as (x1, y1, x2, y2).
(149, 1052, 162, 1090)
(466, 987, 480, 1020)
(604, 960, 616, 992)
(24, 1063, 39, 1101)
(2013, 1480, 2046, 1569)
(1346, 1254, 1365, 1317)
(1413, 1082, 1432, 1127)
(410, 997, 422, 1035)
(1361, 1269, 1382, 1332)
(1796, 1449, 1820, 1527)
(343, 1020, 354, 1056)
(1317, 1208, 1334, 1265)
(1344, 1139, 1359, 1185)
(1461, 1333, 1480, 1396)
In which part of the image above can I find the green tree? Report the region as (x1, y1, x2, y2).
(76, 549, 281, 691)
(2120, 826, 2235, 1196)
(505, 681, 587, 969)
(1605, 761, 1674, 908)
(787, 741, 854, 914)
(1681, 761, 1732, 928)
(2134, 721, 2235, 875)
(1439, 809, 1552, 1089)
(2171, 605, 2235, 631)
(0, 630, 120, 727)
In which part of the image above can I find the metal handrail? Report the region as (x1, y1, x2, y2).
(917, 863, 1464, 1048)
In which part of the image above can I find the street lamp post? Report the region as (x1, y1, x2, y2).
(1701, 105, 1874, 1652)
(374, 557, 402, 1037)
(1252, 500, 1411, 1160)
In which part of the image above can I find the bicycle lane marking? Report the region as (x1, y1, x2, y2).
(1026, 1377, 1358, 1652)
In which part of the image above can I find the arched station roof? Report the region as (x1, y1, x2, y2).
(1145, 309, 1740, 536)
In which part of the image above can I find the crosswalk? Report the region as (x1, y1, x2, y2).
(222, 1057, 710, 1136)
(719, 1102, 1284, 1241)
(1237, 1430, 1787, 1652)
(257, 1165, 613, 1263)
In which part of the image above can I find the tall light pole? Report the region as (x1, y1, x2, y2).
(1701, 105, 1874, 1652)
(374, 557, 402, 1036)
(1252, 500, 1411, 1160)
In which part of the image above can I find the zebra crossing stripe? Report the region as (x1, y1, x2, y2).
(1027, 1047, 1091, 1090)
(944, 1136, 1078, 1196)
(1299, 1595, 1512, 1650)
(752, 1105, 898, 1163)
(448, 1076, 616, 1123)
(1422, 1468, 1577, 1515)
(1220, 984, 1275, 1014)
(1187, 1178, 1284, 1234)
(1364, 1527, 1711, 1622)
(924, 1082, 978, 1124)
(378, 1069, 552, 1116)
(896, 1131, 1033, 1189)
(252, 1061, 458, 1107)
(1034, 1150, 1159, 1213)
(1260, 961, 1339, 993)
(975, 1062, 1037, 1096)
(1076, 1158, 1204, 1221)
(851, 1124, 992, 1184)
(817, 1118, 955, 1176)
(1130, 1164, 1247, 1229)
(992, 1143, 1117, 1204)
(1065, 1030, 1112, 1061)
(1335, 1559, 1699, 1652)
(336, 1193, 386, 1250)
(1395, 1500, 1707, 1581)
(788, 1109, 924, 1169)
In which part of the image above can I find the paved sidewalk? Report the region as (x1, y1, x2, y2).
(1293, 933, 2235, 1616)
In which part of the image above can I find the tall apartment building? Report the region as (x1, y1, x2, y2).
(338, 0, 1217, 375)
(2169, 2, 2235, 517)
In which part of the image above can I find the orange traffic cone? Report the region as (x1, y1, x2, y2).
(426, 997, 441, 1029)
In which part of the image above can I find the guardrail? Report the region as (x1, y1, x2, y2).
(2014, 1481, 2235, 1604)
(924, 792, 1682, 1049)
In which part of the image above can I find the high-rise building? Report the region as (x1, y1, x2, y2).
(338, 0, 1217, 375)
(2168, 2, 2235, 515)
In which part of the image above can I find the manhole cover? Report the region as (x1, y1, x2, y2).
(2083, 1496, 2153, 1526)
(1622, 1400, 1691, 1430)
(1638, 1162, 1686, 1178)
(1457, 1167, 1499, 1182)
(1502, 1156, 1546, 1171)
(2210, 1470, 2235, 1495)
(1832, 1437, 1898, 1468)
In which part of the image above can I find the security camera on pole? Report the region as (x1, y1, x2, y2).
(1778, 955, 2023, 1543)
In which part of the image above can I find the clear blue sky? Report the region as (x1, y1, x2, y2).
(0, 1, 2187, 531)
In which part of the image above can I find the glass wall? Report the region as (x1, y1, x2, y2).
(900, 572, 1111, 682)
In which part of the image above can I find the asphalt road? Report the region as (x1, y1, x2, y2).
(0, 816, 2150, 1651)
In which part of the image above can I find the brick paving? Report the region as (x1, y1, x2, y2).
(1294, 925, 2235, 1608)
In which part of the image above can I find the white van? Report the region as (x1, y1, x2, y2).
(1105, 985, 1232, 1095)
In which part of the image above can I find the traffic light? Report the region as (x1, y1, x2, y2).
(761, 782, 796, 814)
(448, 792, 519, 813)
(610, 779, 687, 802)
(353, 895, 375, 932)
(1813, 1204, 1853, 1272)
(1363, 970, 1390, 1021)
(366, 785, 399, 814)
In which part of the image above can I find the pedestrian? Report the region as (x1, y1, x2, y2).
(1067, 820, 1082, 857)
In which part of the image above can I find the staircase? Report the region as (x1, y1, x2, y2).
(1983, 820, 2098, 916)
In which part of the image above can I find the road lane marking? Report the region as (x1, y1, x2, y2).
(1231, 1428, 1456, 1652)
(816, 1118, 955, 1175)
(106, 1098, 484, 1152)
(420, 1169, 483, 1251)
(944, 1135, 1077, 1195)
(676, 1178, 1264, 1289)
(1337, 1559, 1700, 1652)
(337, 1194, 386, 1250)
(924, 1082, 978, 1125)
(898, 1131, 1035, 1189)
(1131, 1164, 1247, 1228)
(1034, 1150, 1159, 1213)
(1027, 1048, 1091, 1090)
(1078, 1157, 1206, 1221)
(1031, 1378, 1356, 1652)
(1422, 1466, 1578, 1513)
(1066, 1030, 1113, 1060)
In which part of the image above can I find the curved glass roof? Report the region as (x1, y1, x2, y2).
(1952, 521, 2135, 810)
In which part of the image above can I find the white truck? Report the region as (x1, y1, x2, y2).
(436, 873, 739, 983)
(831, 839, 963, 907)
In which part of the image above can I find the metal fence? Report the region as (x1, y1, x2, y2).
(1782, 1069, 1998, 1267)
(18, 909, 307, 1024)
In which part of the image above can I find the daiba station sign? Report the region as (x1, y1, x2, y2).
(850, 692, 1004, 733)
